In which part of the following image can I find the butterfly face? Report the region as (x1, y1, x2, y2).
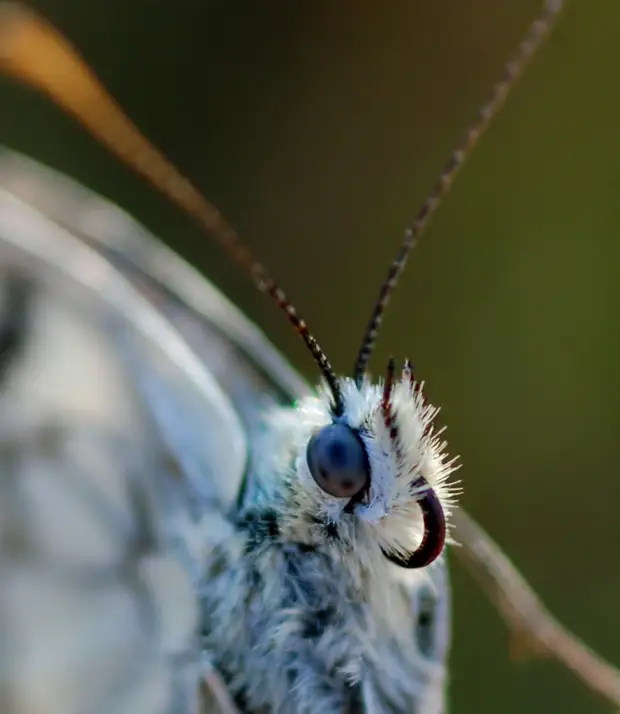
(256, 373, 457, 571)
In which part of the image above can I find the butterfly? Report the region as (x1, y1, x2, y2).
(0, 1, 619, 713)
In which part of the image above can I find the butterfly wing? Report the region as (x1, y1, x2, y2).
(0, 147, 312, 497)
(0, 149, 261, 714)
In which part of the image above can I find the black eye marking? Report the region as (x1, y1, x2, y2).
(414, 584, 437, 658)
(239, 509, 281, 553)
(306, 424, 370, 499)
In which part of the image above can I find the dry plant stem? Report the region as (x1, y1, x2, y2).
(453, 508, 620, 708)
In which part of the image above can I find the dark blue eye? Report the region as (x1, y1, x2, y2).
(306, 424, 369, 499)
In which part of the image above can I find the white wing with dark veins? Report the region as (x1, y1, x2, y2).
(0, 150, 251, 714)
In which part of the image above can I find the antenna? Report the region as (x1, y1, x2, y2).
(353, 0, 564, 386)
(0, 2, 345, 414)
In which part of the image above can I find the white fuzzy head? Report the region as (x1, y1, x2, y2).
(256, 362, 460, 571)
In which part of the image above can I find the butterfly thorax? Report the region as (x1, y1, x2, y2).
(202, 524, 448, 714)
(200, 378, 454, 714)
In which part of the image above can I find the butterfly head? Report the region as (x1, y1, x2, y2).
(265, 359, 458, 570)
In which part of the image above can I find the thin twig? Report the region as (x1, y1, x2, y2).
(452, 508, 620, 708)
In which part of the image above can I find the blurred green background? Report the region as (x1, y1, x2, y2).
(2, 1, 620, 712)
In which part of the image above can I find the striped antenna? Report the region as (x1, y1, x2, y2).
(353, 0, 564, 386)
(0, 2, 345, 414)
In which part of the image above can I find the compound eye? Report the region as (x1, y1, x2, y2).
(306, 424, 369, 499)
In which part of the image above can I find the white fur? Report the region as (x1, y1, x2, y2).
(264, 375, 459, 562)
(201, 374, 459, 714)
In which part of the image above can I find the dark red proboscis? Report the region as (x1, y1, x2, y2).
(382, 481, 446, 569)
(379, 358, 446, 569)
